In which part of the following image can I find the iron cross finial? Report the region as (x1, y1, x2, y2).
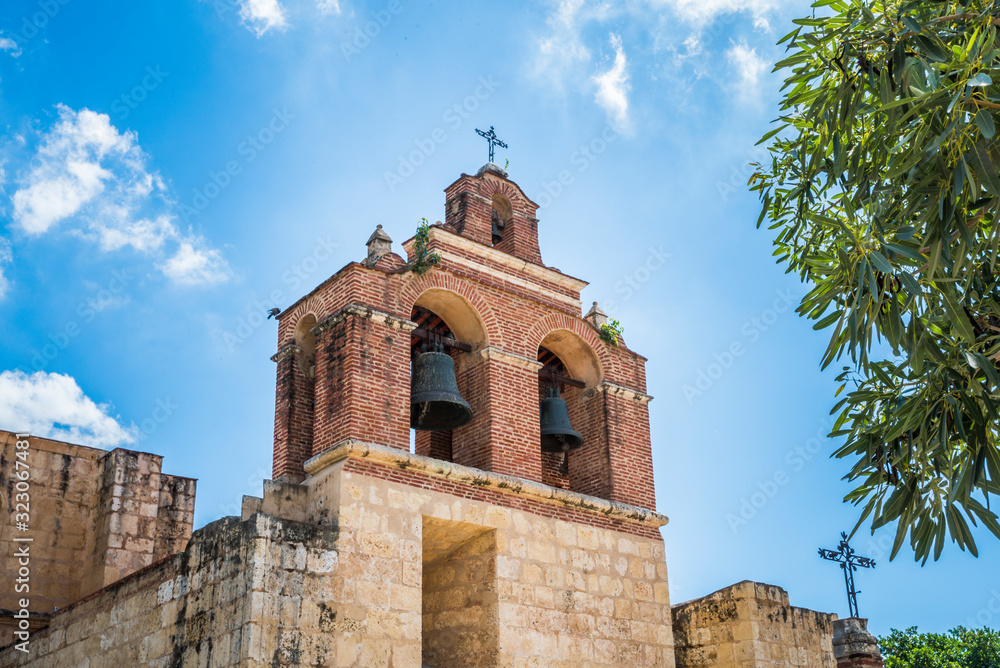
(819, 531, 876, 618)
(475, 126, 508, 164)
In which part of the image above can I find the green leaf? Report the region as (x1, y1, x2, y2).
(869, 251, 893, 274)
(969, 73, 993, 87)
(976, 110, 996, 139)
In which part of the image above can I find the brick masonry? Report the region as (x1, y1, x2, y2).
(271, 167, 656, 514)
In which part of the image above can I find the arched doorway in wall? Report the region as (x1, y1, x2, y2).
(410, 305, 461, 461)
(409, 288, 489, 465)
(536, 330, 603, 493)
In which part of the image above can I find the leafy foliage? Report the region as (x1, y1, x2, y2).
(408, 218, 441, 275)
(750, 0, 1000, 561)
(879, 627, 1000, 667)
(599, 319, 625, 346)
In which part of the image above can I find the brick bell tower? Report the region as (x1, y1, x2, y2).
(265, 162, 673, 666)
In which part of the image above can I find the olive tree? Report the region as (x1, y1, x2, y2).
(751, 0, 1000, 561)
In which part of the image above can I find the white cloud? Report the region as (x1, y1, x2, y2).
(13, 106, 138, 234)
(10, 105, 232, 287)
(593, 33, 631, 129)
(0, 370, 136, 448)
(535, 0, 592, 87)
(727, 39, 768, 99)
(0, 238, 11, 300)
(317, 0, 341, 16)
(239, 0, 289, 36)
(651, 0, 782, 27)
(159, 239, 232, 286)
(0, 35, 20, 57)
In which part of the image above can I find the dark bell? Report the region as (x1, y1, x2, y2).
(539, 387, 584, 453)
(411, 348, 473, 431)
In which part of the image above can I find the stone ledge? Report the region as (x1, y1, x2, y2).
(311, 303, 418, 336)
(270, 342, 302, 363)
(600, 381, 653, 404)
(303, 439, 669, 528)
(479, 346, 544, 370)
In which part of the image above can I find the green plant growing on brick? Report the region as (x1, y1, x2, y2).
(408, 218, 441, 275)
(599, 319, 624, 346)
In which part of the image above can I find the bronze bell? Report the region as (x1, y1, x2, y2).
(539, 387, 584, 453)
(411, 345, 473, 431)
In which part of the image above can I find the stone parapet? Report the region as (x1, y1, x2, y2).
(833, 618, 884, 668)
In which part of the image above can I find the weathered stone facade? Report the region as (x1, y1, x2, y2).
(1, 164, 841, 666)
(0, 430, 195, 647)
(671, 582, 836, 667)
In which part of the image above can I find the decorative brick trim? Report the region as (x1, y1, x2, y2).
(270, 342, 302, 363)
(303, 438, 669, 529)
(311, 303, 417, 335)
(426, 227, 588, 292)
(600, 381, 654, 404)
(479, 346, 543, 370)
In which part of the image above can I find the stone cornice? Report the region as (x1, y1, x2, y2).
(270, 343, 302, 363)
(433, 248, 581, 312)
(303, 439, 669, 529)
(426, 227, 588, 293)
(479, 346, 544, 370)
(600, 381, 654, 404)
(311, 303, 417, 336)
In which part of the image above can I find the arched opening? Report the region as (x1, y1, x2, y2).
(409, 289, 489, 466)
(537, 330, 603, 492)
(295, 314, 317, 380)
(283, 313, 317, 479)
(490, 193, 512, 248)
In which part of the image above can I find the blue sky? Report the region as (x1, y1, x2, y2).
(1, 0, 997, 638)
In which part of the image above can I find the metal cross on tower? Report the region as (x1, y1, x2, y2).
(475, 126, 508, 164)
(818, 532, 876, 618)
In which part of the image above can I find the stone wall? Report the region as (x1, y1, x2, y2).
(0, 430, 195, 646)
(671, 581, 836, 667)
(422, 520, 499, 667)
(301, 441, 675, 667)
(0, 513, 340, 667)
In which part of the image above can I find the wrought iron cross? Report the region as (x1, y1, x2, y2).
(819, 532, 876, 618)
(475, 126, 507, 163)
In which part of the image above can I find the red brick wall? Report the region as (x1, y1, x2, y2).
(272, 167, 660, 512)
(272, 352, 314, 480)
(312, 313, 410, 457)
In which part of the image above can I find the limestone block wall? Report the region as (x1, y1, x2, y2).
(422, 522, 499, 667)
(302, 441, 676, 667)
(0, 431, 195, 646)
(671, 581, 836, 667)
(0, 513, 340, 667)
